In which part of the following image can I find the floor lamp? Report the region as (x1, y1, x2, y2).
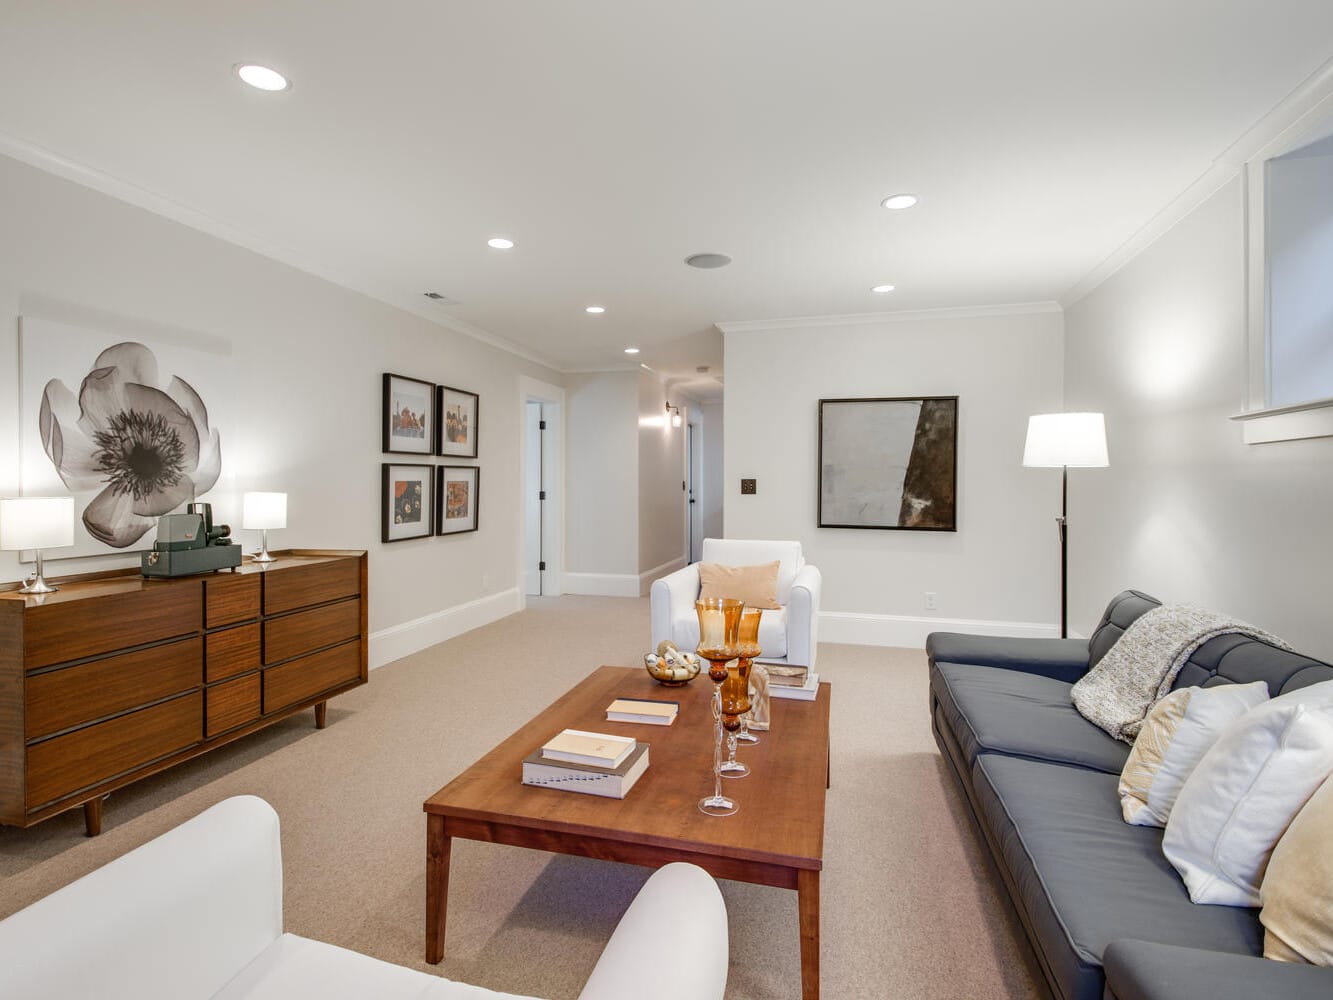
(1022, 413, 1108, 638)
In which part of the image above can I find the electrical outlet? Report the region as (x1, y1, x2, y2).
(924, 591, 938, 611)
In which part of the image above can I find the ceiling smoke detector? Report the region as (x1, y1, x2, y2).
(685, 253, 732, 269)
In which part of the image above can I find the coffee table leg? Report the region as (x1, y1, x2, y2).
(798, 868, 820, 999)
(426, 814, 451, 964)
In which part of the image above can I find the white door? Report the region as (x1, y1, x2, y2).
(524, 402, 543, 595)
(688, 420, 703, 563)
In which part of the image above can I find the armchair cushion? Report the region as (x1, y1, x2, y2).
(700, 539, 803, 604)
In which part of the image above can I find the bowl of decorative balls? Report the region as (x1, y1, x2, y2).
(644, 640, 702, 686)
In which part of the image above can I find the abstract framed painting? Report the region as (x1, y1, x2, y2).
(818, 396, 958, 531)
(382, 373, 435, 455)
(436, 465, 479, 535)
(435, 384, 478, 458)
(382, 463, 434, 542)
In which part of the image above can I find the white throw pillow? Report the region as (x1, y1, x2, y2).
(1162, 679, 1333, 906)
(1119, 681, 1269, 827)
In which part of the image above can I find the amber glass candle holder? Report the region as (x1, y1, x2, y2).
(720, 608, 761, 776)
(695, 598, 743, 816)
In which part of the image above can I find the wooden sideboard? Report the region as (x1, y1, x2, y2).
(0, 549, 367, 836)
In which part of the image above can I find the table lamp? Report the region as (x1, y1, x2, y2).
(242, 491, 287, 564)
(1023, 413, 1109, 638)
(1, 497, 75, 594)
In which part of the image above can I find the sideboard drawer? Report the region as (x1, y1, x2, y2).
(25, 637, 202, 740)
(26, 694, 203, 808)
(263, 599, 360, 665)
(204, 574, 260, 628)
(206, 674, 261, 737)
(263, 559, 360, 616)
(23, 583, 203, 670)
(263, 641, 360, 714)
(206, 623, 261, 683)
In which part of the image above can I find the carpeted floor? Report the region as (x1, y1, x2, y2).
(0, 595, 1045, 998)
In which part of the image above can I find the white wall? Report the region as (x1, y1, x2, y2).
(699, 399, 725, 546)
(564, 371, 638, 583)
(637, 372, 686, 579)
(723, 308, 1065, 646)
(0, 153, 563, 666)
(1065, 177, 1333, 658)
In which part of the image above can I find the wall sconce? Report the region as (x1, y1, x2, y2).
(665, 402, 683, 428)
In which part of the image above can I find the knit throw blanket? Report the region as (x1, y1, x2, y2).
(1071, 605, 1291, 743)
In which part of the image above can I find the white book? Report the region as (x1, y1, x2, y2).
(522, 743, 650, 798)
(606, 698, 679, 726)
(540, 728, 637, 767)
(769, 672, 820, 701)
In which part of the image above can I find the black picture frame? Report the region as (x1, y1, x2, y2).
(435, 384, 479, 458)
(818, 396, 958, 531)
(381, 463, 435, 542)
(436, 465, 480, 535)
(382, 373, 435, 455)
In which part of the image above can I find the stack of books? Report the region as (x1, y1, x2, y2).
(522, 728, 649, 798)
(605, 697, 679, 726)
(767, 665, 820, 701)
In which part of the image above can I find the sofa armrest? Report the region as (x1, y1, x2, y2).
(787, 563, 822, 670)
(578, 863, 728, 1000)
(924, 632, 1092, 683)
(650, 564, 700, 650)
(0, 795, 283, 1000)
(1103, 939, 1333, 1000)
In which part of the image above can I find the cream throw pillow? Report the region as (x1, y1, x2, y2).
(1261, 774, 1333, 964)
(1118, 682, 1269, 827)
(1162, 679, 1333, 906)
(697, 561, 781, 610)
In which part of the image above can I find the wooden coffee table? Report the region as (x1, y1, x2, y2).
(424, 664, 831, 999)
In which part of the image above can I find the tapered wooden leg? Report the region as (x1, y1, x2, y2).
(426, 815, 451, 964)
(83, 797, 103, 838)
(314, 702, 327, 729)
(798, 868, 820, 999)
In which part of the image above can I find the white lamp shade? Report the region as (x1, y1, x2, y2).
(0, 497, 75, 550)
(1023, 413, 1109, 468)
(242, 492, 287, 530)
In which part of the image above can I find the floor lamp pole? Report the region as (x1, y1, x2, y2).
(1058, 465, 1068, 639)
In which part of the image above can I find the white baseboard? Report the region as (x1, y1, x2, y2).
(819, 611, 1058, 649)
(563, 556, 686, 598)
(369, 588, 522, 669)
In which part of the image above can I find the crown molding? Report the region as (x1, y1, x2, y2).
(715, 300, 1062, 334)
(1060, 55, 1333, 309)
(0, 129, 564, 374)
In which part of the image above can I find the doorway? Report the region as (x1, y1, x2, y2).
(688, 417, 703, 564)
(519, 376, 563, 600)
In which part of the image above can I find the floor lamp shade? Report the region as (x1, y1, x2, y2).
(242, 492, 287, 530)
(0, 497, 75, 550)
(1022, 413, 1109, 468)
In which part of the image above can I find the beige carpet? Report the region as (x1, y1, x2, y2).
(0, 596, 1045, 999)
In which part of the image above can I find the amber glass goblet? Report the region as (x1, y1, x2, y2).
(695, 598, 743, 816)
(735, 608, 762, 748)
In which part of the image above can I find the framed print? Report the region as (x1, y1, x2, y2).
(436, 465, 480, 535)
(435, 385, 479, 458)
(382, 463, 434, 542)
(818, 396, 958, 531)
(383, 373, 435, 454)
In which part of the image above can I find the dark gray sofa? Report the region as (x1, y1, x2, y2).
(927, 590, 1333, 1000)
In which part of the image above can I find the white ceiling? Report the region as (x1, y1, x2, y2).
(2, 2, 1332, 399)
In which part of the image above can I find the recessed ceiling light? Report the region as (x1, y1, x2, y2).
(880, 193, 918, 211)
(685, 252, 732, 269)
(586, 305, 606, 314)
(871, 284, 896, 293)
(487, 237, 514, 250)
(624, 347, 640, 354)
(235, 64, 290, 92)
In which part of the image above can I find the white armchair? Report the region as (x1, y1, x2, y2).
(651, 538, 821, 669)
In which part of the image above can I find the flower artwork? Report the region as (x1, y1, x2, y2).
(382, 463, 433, 541)
(36, 342, 222, 548)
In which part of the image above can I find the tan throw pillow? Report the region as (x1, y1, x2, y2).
(1261, 774, 1333, 965)
(1118, 682, 1269, 827)
(697, 561, 781, 610)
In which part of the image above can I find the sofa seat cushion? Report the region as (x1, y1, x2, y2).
(215, 934, 537, 1000)
(932, 662, 1130, 774)
(670, 605, 787, 659)
(972, 754, 1262, 1000)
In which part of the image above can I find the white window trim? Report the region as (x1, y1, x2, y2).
(1235, 89, 1333, 444)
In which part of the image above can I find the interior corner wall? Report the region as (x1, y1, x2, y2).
(637, 372, 685, 583)
(723, 310, 1065, 647)
(564, 371, 638, 589)
(1064, 175, 1333, 659)
(0, 153, 564, 667)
